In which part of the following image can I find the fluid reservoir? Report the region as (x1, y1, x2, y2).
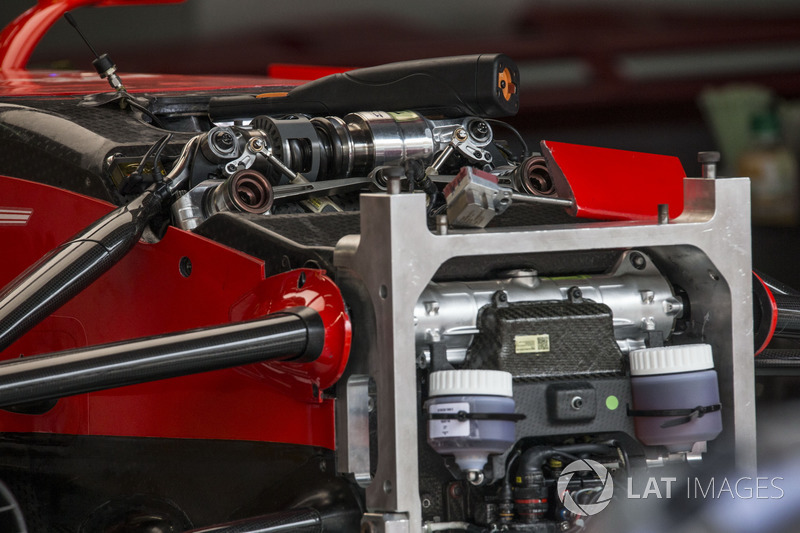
(425, 370, 518, 482)
(629, 344, 722, 452)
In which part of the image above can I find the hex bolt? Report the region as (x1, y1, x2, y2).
(698, 151, 720, 179)
(568, 287, 582, 301)
(630, 252, 646, 270)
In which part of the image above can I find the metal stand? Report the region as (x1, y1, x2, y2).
(335, 177, 756, 533)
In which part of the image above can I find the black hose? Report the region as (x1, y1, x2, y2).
(517, 443, 615, 475)
(485, 119, 529, 159)
(151, 133, 173, 182)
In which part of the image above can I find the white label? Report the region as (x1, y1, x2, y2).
(429, 402, 470, 438)
(515, 334, 550, 354)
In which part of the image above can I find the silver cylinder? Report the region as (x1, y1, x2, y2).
(344, 111, 435, 176)
(414, 250, 683, 364)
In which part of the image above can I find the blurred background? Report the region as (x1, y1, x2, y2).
(2, 0, 800, 410)
(2, 1, 799, 181)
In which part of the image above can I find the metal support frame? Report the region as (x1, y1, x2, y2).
(334, 177, 756, 533)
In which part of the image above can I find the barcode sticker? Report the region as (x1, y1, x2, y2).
(515, 334, 550, 354)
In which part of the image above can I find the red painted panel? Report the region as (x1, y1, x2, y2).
(0, 176, 349, 448)
(0, 70, 298, 97)
(267, 63, 354, 81)
(541, 140, 686, 221)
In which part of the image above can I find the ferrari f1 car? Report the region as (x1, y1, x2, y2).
(0, 1, 788, 532)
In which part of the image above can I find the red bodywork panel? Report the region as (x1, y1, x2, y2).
(0, 70, 300, 97)
(0, 175, 350, 449)
(542, 140, 686, 221)
(267, 63, 354, 81)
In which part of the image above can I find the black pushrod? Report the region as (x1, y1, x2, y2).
(0, 187, 164, 353)
(187, 508, 322, 533)
(0, 307, 323, 408)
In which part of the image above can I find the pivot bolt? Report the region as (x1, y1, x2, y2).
(698, 151, 720, 179)
(630, 252, 646, 270)
(249, 137, 266, 152)
(213, 130, 234, 151)
(468, 120, 491, 142)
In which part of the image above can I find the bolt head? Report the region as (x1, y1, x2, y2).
(214, 130, 234, 149)
(249, 137, 266, 152)
(698, 151, 720, 164)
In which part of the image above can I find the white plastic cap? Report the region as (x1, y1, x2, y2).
(630, 344, 714, 376)
(429, 370, 513, 397)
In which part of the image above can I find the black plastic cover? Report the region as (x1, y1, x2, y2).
(208, 54, 520, 121)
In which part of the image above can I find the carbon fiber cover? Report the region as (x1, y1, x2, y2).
(465, 301, 625, 380)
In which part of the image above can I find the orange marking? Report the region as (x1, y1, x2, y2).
(497, 68, 516, 101)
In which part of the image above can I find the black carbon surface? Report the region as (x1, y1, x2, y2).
(774, 292, 800, 339)
(484, 203, 595, 228)
(0, 98, 191, 203)
(196, 211, 361, 277)
(466, 301, 625, 380)
(512, 378, 636, 439)
(0, 434, 346, 533)
(433, 249, 622, 282)
(6, 97, 194, 144)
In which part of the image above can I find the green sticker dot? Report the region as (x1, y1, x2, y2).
(606, 395, 619, 411)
